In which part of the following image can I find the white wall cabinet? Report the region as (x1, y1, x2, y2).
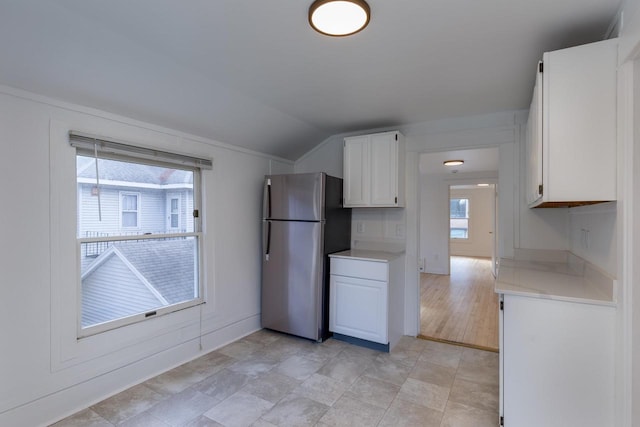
(329, 252, 405, 349)
(343, 131, 405, 207)
(526, 38, 617, 207)
(499, 294, 615, 427)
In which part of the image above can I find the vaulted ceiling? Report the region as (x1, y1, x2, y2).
(0, 0, 621, 160)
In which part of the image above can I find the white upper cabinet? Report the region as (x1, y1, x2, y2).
(526, 38, 618, 208)
(343, 131, 405, 207)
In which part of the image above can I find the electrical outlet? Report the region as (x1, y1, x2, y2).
(395, 224, 405, 238)
(356, 222, 365, 234)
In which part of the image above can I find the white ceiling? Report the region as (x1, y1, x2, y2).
(0, 0, 621, 160)
(419, 147, 499, 175)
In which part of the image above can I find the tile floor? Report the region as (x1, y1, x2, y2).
(52, 330, 499, 427)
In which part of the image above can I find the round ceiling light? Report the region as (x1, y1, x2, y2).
(443, 160, 464, 166)
(309, 0, 370, 37)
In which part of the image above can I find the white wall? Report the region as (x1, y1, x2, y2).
(419, 172, 497, 274)
(450, 187, 494, 258)
(0, 86, 293, 426)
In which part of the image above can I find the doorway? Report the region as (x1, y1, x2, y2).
(417, 149, 500, 351)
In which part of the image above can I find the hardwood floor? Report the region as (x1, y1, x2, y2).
(419, 256, 499, 352)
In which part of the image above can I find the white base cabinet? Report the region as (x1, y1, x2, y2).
(329, 252, 405, 349)
(499, 294, 615, 427)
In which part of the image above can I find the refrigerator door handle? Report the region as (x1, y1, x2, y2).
(265, 221, 271, 261)
(264, 178, 272, 219)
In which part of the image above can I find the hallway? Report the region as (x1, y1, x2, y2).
(420, 257, 499, 351)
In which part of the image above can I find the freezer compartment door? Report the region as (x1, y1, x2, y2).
(265, 173, 324, 221)
(262, 220, 325, 341)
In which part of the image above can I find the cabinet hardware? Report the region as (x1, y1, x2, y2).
(539, 62, 543, 73)
(538, 184, 543, 195)
(193, 209, 199, 218)
(395, 196, 398, 204)
(500, 301, 504, 311)
(500, 415, 504, 426)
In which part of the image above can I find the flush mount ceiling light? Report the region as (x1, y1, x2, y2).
(443, 160, 464, 166)
(309, 0, 370, 37)
(477, 183, 490, 187)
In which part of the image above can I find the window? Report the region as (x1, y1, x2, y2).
(120, 192, 140, 228)
(72, 132, 210, 337)
(450, 198, 469, 239)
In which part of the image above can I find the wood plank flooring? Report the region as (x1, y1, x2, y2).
(419, 256, 499, 352)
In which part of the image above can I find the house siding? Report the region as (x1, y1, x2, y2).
(82, 252, 163, 327)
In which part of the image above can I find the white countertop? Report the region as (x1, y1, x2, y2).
(329, 249, 405, 263)
(495, 249, 616, 306)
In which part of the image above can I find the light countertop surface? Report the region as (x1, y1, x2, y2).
(495, 249, 616, 306)
(329, 249, 405, 263)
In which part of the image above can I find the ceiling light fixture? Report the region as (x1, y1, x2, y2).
(443, 160, 464, 166)
(477, 183, 490, 187)
(309, 0, 370, 37)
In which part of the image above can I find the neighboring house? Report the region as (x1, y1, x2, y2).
(76, 156, 196, 326)
(81, 240, 196, 327)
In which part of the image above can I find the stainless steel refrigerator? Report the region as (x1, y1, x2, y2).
(261, 172, 351, 342)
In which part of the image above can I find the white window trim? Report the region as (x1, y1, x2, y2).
(119, 191, 141, 230)
(75, 145, 205, 338)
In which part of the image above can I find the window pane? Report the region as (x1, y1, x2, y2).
(77, 156, 194, 237)
(122, 194, 137, 211)
(450, 198, 469, 239)
(80, 236, 198, 328)
(450, 219, 469, 239)
(122, 211, 138, 227)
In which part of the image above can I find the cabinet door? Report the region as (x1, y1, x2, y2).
(370, 133, 398, 206)
(343, 136, 370, 207)
(502, 295, 614, 427)
(330, 275, 388, 344)
(526, 64, 543, 206)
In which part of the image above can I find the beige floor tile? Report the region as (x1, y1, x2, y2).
(90, 383, 164, 424)
(378, 398, 443, 427)
(316, 354, 372, 385)
(227, 353, 280, 378)
(192, 368, 250, 402)
(363, 357, 413, 386)
(144, 363, 209, 396)
(204, 392, 273, 427)
(377, 347, 422, 368)
(409, 360, 457, 388)
(297, 338, 346, 362)
(343, 375, 400, 409)
(240, 371, 301, 403)
(217, 339, 263, 361)
(397, 377, 450, 412)
(51, 409, 112, 427)
(261, 394, 329, 426)
(57, 334, 501, 427)
(274, 354, 326, 380)
(243, 329, 282, 346)
(116, 411, 170, 427)
(293, 373, 348, 406)
(440, 401, 499, 427)
(418, 340, 464, 369)
(318, 395, 386, 427)
(448, 377, 499, 412)
(145, 388, 217, 426)
(182, 415, 225, 426)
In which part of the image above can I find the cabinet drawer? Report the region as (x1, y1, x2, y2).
(330, 258, 388, 281)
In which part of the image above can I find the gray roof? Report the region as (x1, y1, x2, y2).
(81, 239, 196, 327)
(77, 156, 193, 186)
